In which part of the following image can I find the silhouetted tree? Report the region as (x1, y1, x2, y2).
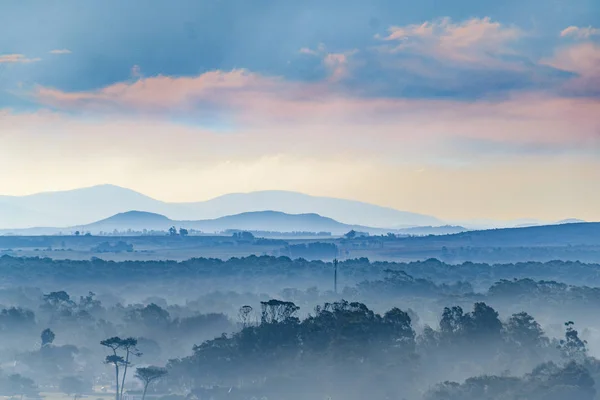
(344, 230, 357, 239)
(260, 299, 299, 324)
(560, 321, 588, 361)
(504, 312, 548, 349)
(119, 338, 141, 400)
(41, 328, 55, 348)
(135, 366, 167, 400)
(101, 337, 125, 400)
(238, 305, 253, 327)
(104, 354, 126, 400)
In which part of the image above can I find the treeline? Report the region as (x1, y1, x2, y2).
(1, 255, 600, 287)
(165, 299, 595, 400)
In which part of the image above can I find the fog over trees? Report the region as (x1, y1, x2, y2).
(0, 253, 598, 399)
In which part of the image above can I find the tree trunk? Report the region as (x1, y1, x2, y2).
(120, 350, 130, 400)
(115, 364, 120, 400)
(141, 383, 149, 400)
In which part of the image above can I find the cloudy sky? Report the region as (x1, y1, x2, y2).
(1, 0, 599, 221)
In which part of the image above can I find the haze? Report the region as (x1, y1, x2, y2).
(1, 1, 600, 400)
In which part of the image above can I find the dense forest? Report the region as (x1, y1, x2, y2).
(1, 256, 600, 399)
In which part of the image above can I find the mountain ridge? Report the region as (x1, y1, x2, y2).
(0, 185, 590, 230)
(0, 185, 442, 229)
(0, 210, 418, 236)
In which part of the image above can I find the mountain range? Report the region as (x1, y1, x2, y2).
(0, 210, 469, 236)
(0, 185, 442, 229)
(0, 185, 589, 231)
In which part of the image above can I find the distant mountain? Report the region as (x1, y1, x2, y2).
(0, 185, 176, 228)
(0, 185, 442, 229)
(83, 211, 172, 232)
(186, 211, 354, 234)
(177, 190, 442, 228)
(1, 210, 389, 236)
(0, 200, 51, 228)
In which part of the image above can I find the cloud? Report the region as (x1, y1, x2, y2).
(542, 42, 600, 95)
(299, 44, 357, 81)
(49, 49, 72, 54)
(20, 16, 600, 150)
(35, 69, 290, 114)
(380, 17, 522, 68)
(0, 54, 41, 63)
(299, 43, 326, 56)
(323, 50, 358, 82)
(352, 17, 592, 98)
(30, 68, 600, 154)
(560, 26, 600, 40)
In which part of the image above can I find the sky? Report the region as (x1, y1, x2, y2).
(1, 0, 599, 221)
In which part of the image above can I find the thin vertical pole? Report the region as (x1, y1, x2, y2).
(334, 258, 338, 294)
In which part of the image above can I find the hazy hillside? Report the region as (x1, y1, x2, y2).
(177, 190, 442, 228)
(1, 210, 381, 236)
(183, 211, 357, 234)
(0, 185, 442, 228)
(81, 211, 172, 232)
(0, 185, 181, 228)
(84, 210, 365, 234)
(406, 221, 600, 247)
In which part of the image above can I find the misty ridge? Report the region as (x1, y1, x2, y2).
(0, 185, 586, 232)
(0, 189, 599, 400)
(0, 186, 442, 230)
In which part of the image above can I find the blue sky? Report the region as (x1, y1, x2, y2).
(1, 0, 597, 97)
(0, 0, 599, 220)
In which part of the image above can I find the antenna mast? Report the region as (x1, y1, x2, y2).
(333, 258, 338, 294)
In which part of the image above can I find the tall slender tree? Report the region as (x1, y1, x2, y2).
(119, 338, 141, 400)
(101, 337, 124, 400)
(104, 355, 125, 400)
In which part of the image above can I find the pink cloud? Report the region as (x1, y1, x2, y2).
(381, 17, 522, 68)
(0, 54, 41, 63)
(31, 67, 600, 151)
(298, 43, 357, 81)
(542, 42, 600, 94)
(36, 69, 292, 112)
(560, 26, 600, 40)
(323, 50, 358, 82)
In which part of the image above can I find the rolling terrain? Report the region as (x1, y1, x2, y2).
(0, 221, 598, 264)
